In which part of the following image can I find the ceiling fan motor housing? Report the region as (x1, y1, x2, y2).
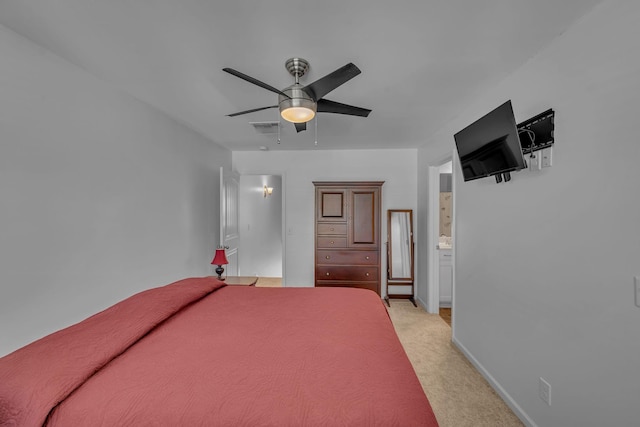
(279, 83, 316, 123)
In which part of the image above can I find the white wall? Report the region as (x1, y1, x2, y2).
(0, 25, 231, 356)
(439, 161, 452, 174)
(233, 149, 417, 291)
(238, 174, 283, 277)
(418, 0, 640, 425)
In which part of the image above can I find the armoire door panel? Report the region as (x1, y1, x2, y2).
(351, 191, 376, 245)
(317, 190, 346, 221)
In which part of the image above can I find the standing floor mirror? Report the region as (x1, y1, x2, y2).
(385, 209, 415, 307)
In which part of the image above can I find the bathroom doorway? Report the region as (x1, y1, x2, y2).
(438, 161, 453, 326)
(427, 156, 455, 321)
(438, 161, 453, 309)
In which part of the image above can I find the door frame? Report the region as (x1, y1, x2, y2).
(426, 154, 455, 316)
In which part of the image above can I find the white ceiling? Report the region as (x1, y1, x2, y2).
(0, 0, 601, 151)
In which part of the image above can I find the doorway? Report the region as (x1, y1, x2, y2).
(237, 174, 284, 282)
(438, 161, 453, 326)
(438, 161, 453, 308)
(427, 156, 455, 320)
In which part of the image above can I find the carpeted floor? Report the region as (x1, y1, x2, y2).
(386, 300, 524, 427)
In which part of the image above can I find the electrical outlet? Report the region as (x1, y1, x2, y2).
(541, 147, 553, 167)
(539, 377, 552, 406)
(635, 276, 640, 308)
(528, 153, 541, 171)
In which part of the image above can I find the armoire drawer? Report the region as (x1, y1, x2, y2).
(317, 223, 347, 235)
(315, 266, 378, 281)
(315, 281, 378, 293)
(316, 236, 347, 248)
(316, 250, 378, 265)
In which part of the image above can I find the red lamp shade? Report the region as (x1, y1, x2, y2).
(211, 248, 229, 266)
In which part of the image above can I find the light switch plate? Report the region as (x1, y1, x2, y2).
(541, 147, 553, 167)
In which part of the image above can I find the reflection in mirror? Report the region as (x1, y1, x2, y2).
(388, 210, 413, 281)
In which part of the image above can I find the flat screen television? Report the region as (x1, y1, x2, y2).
(454, 100, 526, 182)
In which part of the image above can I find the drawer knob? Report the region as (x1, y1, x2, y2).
(330, 227, 334, 231)
(365, 256, 370, 260)
(326, 272, 330, 276)
(365, 272, 370, 277)
(330, 241, 334, 244)
(325, 255, 330, 259)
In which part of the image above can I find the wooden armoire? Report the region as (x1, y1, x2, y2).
(313, 181, 383, 295)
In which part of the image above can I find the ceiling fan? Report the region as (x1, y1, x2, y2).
(223, 58, 371, 133)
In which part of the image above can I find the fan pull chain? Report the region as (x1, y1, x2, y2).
(277, 116, 281, 144)
(314, 116, 318, 146)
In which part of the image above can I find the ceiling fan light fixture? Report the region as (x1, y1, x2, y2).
(281, 106, 315, 123)
(279, 95, 316, 123)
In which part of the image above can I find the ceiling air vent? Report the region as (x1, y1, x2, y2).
(250, 121, 280, 134)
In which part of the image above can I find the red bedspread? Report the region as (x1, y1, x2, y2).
(1, 278, 438, 426)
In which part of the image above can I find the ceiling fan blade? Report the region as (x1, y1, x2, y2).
(303, 63, 362, 101)
(294, 122, 307, 133)
(223, 68, 290, 99)
(317, 99, 371, 117)
(227, 105, 278, 117)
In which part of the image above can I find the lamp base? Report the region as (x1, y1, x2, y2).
(215, 265, 225, 281)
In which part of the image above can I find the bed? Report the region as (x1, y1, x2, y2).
(0, 277, 438, 426)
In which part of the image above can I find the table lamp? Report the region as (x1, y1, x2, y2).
(211, 248, 229, 280)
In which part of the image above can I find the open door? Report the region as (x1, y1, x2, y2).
(220, 167, 240, 276)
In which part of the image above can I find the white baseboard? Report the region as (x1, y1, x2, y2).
(452, 336, 538, 427)
(415, 296, 429, 312)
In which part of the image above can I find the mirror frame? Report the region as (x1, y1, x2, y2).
(387, 209, 414, 281)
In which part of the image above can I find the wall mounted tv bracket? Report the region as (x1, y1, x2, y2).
(494, 171, 512, 183)
(518, 108, 555, 155)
